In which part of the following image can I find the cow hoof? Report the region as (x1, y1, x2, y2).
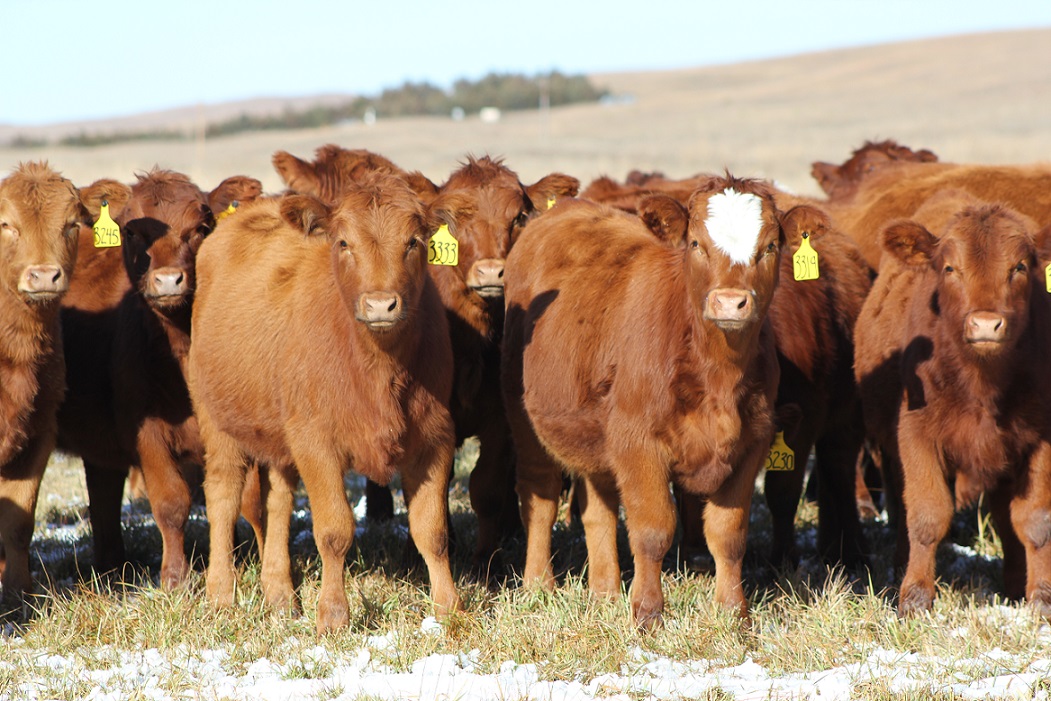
(634, 609, 664, 632)
(897, 585, 934, 617)
(316, 601, 350, 634)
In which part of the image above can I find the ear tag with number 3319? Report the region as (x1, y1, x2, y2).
(428, 224, 459, 266)
(93, 201, 121, 248)
(793, 232, 819, 281)
(765, 431, 796, 472)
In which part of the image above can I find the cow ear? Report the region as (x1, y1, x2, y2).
(208, 175, 262, 215)
(525, 173, 580, 211)
(809, 162, 841, 197)
(1033, 223, 1051, 273)
(78, 179, 132, 222)
(780, 204, 831, 249)
(637, 194, 688, 245)
(279, 194, 328, 236)
(425, 191, 476, 235)
(882, 220, 938, 267)
(272, 150, 322, 196)
(404, 171, 440, 205)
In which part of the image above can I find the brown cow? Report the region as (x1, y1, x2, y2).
(582, 173, 873, 569)
(854, 199, 1051, 615)
(0, 162, 100, 609)
(810, 140, 938, 203)
(427, 155, 578, 572)
(827, 160, 1051, 271)
(502, 176, 791, 627)
(57, 169, 262, 586)
(188, 173, 463, 633)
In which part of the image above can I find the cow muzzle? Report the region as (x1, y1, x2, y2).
(965, 311, 1007, 346)
(703, 288, 756, 328)
(466, 258, 505, 298)
(18, 264, 68, 301)
(356, 291, 404, 331)
(146, 267, 190, 305)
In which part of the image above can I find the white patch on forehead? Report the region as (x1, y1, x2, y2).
(704, 189, 764, 264)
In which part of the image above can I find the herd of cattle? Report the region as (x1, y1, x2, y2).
(2, 140, 1051, 632)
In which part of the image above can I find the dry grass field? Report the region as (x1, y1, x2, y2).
(5, 27, 1051, 700)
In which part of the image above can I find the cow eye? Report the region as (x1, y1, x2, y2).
(407, 237, 419, 251)
(690, 240, 699, 249)
(766, 242, 776, 255)
(339, 239, 348, 249)
(1014, 261, 1027, 274)
(944, 265, 954, 273)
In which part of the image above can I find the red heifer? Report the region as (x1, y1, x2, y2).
(503, 176, 785, 627)
(1, 163, 94, 609)
(810, 140, 938, 203)
(188, 174, 463, 633)
(582, 173, 873, 569)
(428, 155, 578, 572)
(57, 170, 261, 585)
(855, 201, 1051, 615)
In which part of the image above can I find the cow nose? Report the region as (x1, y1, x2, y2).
(467, 258, 505, 297)
(965, 311, 1006, 344)
(705, 288, 754, 323)
(20, 264, 66, 294)
(358, 291, 403, 327)
(151, 268, 187, 297)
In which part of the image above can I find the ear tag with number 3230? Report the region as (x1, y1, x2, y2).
(93, 201, 121, 248)
(765, 431, 796, 472)
(793, 232, 819, 281)
(428, 224, 459, 266)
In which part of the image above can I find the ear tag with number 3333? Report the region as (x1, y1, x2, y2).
(428, 224, 459, 266)
(793, 232, 819, 281)
(93, 201, 121, 248)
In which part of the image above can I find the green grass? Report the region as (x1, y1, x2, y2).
(5, 446, 1050, 699)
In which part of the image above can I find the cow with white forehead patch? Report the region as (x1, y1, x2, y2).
(503, 175, 797, 627)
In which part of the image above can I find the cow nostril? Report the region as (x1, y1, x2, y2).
(387, 300, 397, 312)
(737, 298, 747, 310)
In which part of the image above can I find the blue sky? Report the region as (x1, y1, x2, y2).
(6, 0, 1051, 126)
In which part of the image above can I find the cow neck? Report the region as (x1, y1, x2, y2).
(0, 295, 61, 465)
(146, 296, 193, 368)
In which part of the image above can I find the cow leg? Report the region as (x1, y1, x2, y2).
(137, 420, 191, 589)
(200, 407, 247, 609)
(674, 487, 710, 570)
(897, 423, 952, 617)
(814, 426, 868, 569)
(0, 435, 50, 611)
(988, 485, 1025, 600)
(615, 453, 675, 629)
(289, 441, 353, 634)
(83, 461, 128, 576)
(763, 445, 809, 569)
(260, 462, 298, 614)
(512, 429, 562, 591)
(240, 461, 266, 551)
(704, 452, 762, 619)
(469, 414, 519, 576)
(576, 472, 621, 598)
(1010, 443, 1051, 616)
(402, 442, 461, 617)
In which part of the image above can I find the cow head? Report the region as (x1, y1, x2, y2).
(811, 140, 938, 201)
(689, 178, 783, 331)
(440, 155, 579, 301)
(281, 172, 446, 340)
(882, 203, 1040, 358)
(121, 170, 262, 313)
(0, 162, 85, 306)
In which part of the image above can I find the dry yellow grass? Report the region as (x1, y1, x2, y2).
(3, 28, 1050, 197)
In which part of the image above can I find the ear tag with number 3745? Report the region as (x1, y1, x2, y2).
(793, 232, 819, 281)
(428, 224, 459, 266)
(93, 201, 121, 248)
(765, 431, 796, 472)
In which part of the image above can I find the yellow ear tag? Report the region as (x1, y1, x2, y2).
(93, 202, 121, 248)
(216, 201, 238, 223)
(1045, 262, 1051, 293)
(793, 232, 819, 281)
(428, 224, 459, 266)
(765, 431, 796, 472)
(546, 196, 556, 210)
